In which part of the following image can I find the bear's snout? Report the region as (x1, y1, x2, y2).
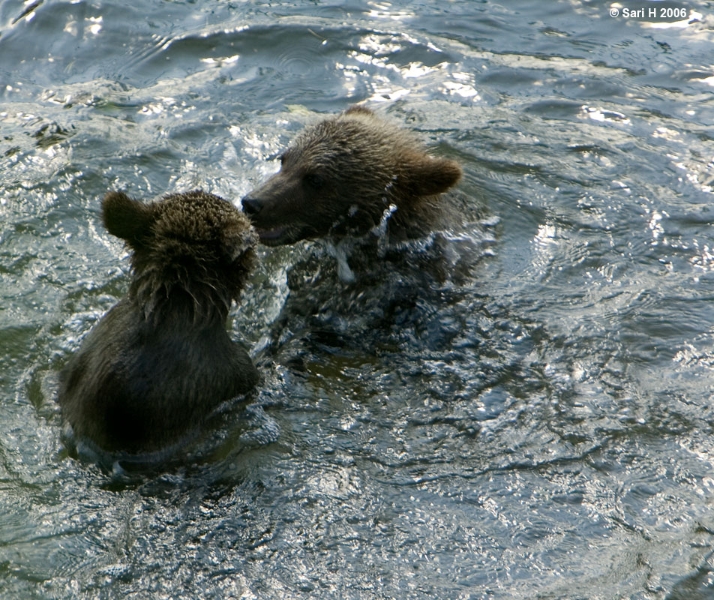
(241, 196, 263, 216)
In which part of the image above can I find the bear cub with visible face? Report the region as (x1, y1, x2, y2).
(241, 105, 464, 246)
(58, 190, 259, 455)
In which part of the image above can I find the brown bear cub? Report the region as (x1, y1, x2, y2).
(241, 105, 465, 246)
(58, 190, 259, 455)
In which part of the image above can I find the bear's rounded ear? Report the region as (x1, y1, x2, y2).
(343, 105, 374, 118)
(407, 156, 462, 197)
(102, 191, 154, 246)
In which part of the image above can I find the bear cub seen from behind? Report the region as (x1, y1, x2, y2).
(58, 190, 259, 455)
(241, 105, 465, 246)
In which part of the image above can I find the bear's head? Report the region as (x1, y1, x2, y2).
(242, 106, 462, 245)
(102, 190, 257, 321)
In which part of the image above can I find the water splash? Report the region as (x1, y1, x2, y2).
(324, 240, 356, 283)
(372, 203, 398, 257)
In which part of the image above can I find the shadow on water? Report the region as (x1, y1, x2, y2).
(2, 0, 714, 597)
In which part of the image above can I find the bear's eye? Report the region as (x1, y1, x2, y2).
(303, 173, 324, 189)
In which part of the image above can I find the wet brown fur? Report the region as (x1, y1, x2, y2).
(58, 190, 259, 454)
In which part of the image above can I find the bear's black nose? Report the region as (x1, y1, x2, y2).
(241, 196, 263, 216)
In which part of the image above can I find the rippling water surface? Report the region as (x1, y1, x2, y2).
(2, 0, 714, 597)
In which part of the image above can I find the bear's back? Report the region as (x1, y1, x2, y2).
(59, 298, 258, 454)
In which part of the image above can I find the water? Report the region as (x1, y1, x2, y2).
(2, 0, 714, 597)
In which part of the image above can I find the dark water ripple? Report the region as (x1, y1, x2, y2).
(2, 0, 714, 597)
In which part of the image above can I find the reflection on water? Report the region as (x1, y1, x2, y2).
(2, 0, 714, 597)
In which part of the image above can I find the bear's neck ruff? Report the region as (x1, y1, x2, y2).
(129, 265, 232, 327)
